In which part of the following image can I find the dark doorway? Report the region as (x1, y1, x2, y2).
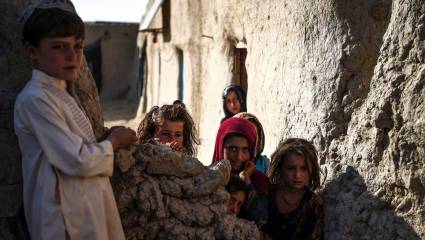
(137, 39, 148, 98)
(232, 46, 248, 94)
(177, 48, 184, 101)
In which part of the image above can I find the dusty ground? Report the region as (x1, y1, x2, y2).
(102, 99, 144, 131)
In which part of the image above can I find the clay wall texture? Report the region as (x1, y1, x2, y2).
(140, 0, 425, 238)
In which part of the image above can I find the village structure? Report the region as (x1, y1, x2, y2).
(84, 22, 140, 101)
(0, 0, 424, 239)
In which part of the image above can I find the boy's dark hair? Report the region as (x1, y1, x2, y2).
(269, 138, 321, 190)
(225, 176, 251, 197)
(22, 7, 85, 46)
(137, 101, 200, 156)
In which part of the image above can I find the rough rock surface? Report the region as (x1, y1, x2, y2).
(244, 0, 425, 238)
(245, 0, 425, 238)
(112, 143, 260, 240)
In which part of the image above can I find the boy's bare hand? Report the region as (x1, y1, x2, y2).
(106, 126, 137, 150)
(98, 126, 121, 142)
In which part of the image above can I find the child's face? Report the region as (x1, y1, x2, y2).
(226, 190, 246, 216)
(27, 36, 84, 81)
(154, 120, 184, 146)
(280, 154, 310, 190)
(226, 91, 241, 114)
(223, 135, 250, 171)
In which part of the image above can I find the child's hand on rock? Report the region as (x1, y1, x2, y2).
(106, 126, 137, 150)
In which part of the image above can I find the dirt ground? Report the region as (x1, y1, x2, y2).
(102, 99, 144, 131)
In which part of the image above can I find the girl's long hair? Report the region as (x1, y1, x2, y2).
(137, 101, 200, 156)
(268, 138, 321, 190)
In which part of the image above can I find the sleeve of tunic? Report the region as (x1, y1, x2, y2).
(16, 92, 114, 178)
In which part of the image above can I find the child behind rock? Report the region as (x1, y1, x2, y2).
(137, 100, 200, 156)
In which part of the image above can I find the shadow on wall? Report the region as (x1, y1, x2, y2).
(321, 0, 392, 141)
(323, 166, 420, 240)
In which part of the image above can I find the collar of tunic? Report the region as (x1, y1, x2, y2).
(32, 69, 68, 92)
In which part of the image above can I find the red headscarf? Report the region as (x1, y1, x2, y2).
(212, 117, 257, 164)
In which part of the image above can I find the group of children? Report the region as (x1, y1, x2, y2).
(216, 88, 324, 239)
(15, 1, 323, 239)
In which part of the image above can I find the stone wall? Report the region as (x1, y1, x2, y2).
(112, 143, 259, 240)
(140, 0, 425, 238)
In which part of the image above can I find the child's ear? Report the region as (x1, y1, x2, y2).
(24, 43, 38, 60)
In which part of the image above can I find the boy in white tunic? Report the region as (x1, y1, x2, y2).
(14, 1, 137, 239)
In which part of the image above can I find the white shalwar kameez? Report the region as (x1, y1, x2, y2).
(14, 69, 125, 240)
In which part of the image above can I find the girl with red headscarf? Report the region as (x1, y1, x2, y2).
(212, 117, 270, 192)
(212, 118, 270, 226)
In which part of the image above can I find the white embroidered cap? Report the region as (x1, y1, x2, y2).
(22, 0, 78, 23)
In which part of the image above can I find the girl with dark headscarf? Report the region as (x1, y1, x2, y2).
(221, 85, 247, 123)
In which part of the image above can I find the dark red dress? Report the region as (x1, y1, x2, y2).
(263, 185, 324, 240)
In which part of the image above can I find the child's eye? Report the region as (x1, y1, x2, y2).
(75, 44, 84, 50)
(52, 45, 64, 49)
(160, 132, 171, 137)
(228, 147, 238, 153)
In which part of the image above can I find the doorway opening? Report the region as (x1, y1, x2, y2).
(177, 48, 184, 101)
(231, 45, 248, 94)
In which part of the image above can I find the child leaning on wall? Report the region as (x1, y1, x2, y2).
(14, 1, 137, 239)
